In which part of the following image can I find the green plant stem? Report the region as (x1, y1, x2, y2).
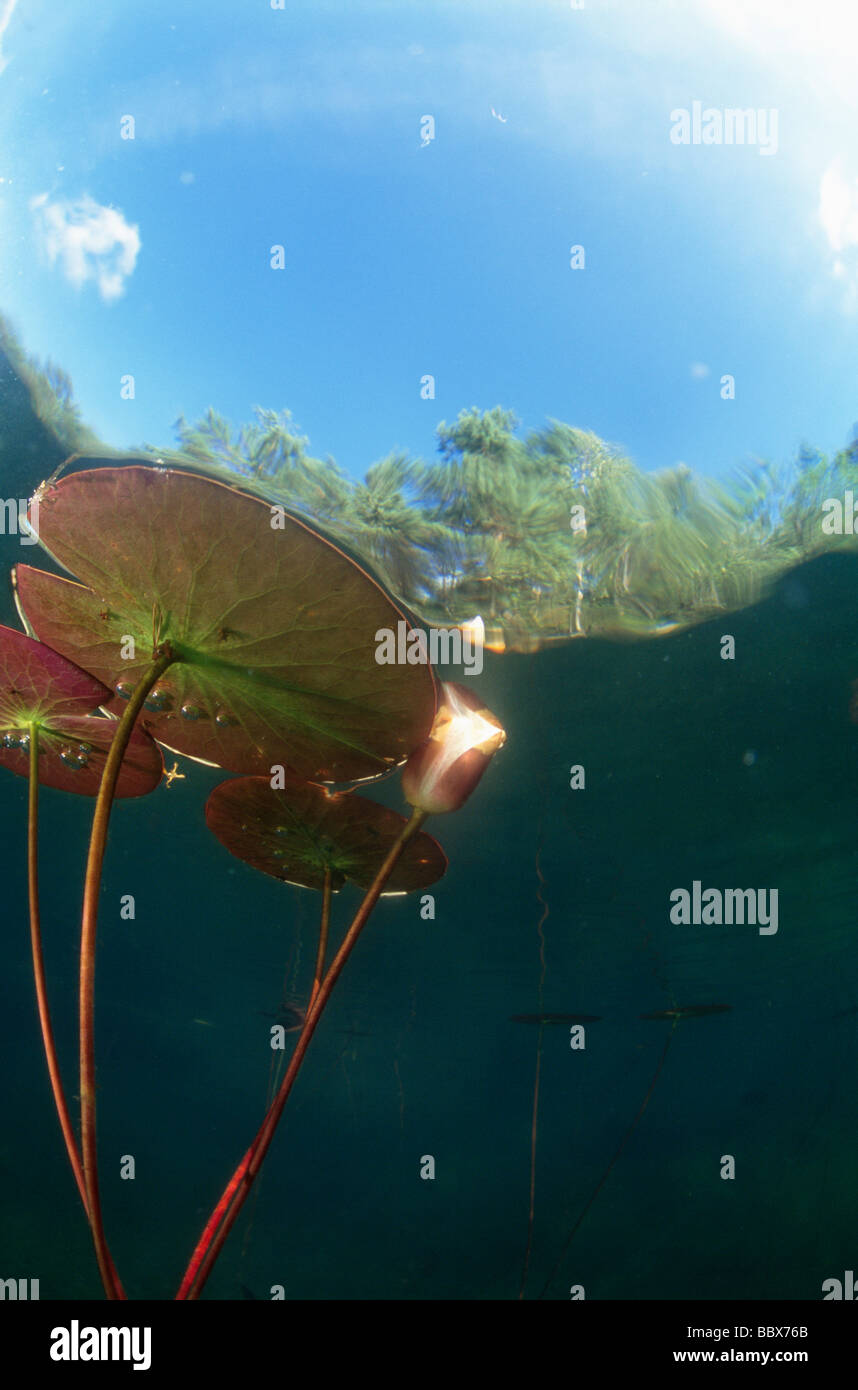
(28, 722, 88, 1211)
(176, 808, 428, 1301)
(80, 647, 174, 1300)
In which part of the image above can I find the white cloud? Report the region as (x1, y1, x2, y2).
(30, 193, 141, 301)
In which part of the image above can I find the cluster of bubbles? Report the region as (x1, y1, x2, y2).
(58, 742, 92, 770)
(1, 731, 32, 752)
(180, 704, 236, 725)
(114, 682, 238, 727)
(1, 733, 92, 769)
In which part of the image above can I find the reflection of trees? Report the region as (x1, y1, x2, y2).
(7, 304, 858, 652)
(0, 312, 101, 459)
(172, 407, 353, 525)
(161, 403, 858, 647)
(416, 408, 576, 620)
(347, 453, 452, 603)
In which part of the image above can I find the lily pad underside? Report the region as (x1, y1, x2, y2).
(206, 776, 447, 892)
(0, 622, 162, 796)
(15, 463, 436, 780)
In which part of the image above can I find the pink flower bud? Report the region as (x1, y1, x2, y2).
(401, 682, 506, 814)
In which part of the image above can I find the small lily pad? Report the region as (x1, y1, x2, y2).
(205, 776, 447, 892)
(15, 464, 436, 780)
(0, 624, 163, 796)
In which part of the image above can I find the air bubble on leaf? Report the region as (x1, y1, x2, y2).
(180, 704, 201, 721)
(215, 709, 237, 727)
(116, 681, 135, 700)
(145, 687, 172, 713)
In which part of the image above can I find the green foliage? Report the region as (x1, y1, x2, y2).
(0, 312, 100, 459)
(4, 304, 854, 651)
(159, 402, 858, 648)
(170, 406, 353, 523)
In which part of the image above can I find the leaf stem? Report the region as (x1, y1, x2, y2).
(176, 808, 427, 1300)
(28, 721, 88, 1210)
(80, 648, 173, 1299)
(311, 867, 332, 1005)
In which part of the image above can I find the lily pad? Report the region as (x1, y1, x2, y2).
(205, 776, 447, 892)
(15, 463, 436, 780)
(0, 624, 163, 796)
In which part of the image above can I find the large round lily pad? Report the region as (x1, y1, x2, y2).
(15, 464, 436, 780)
(206, 776, 447, 892)
(0, 624, 162, 796)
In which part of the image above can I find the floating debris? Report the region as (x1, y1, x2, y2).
(510, 1013, 601, 1024)
(639, 1004, 731, 1021)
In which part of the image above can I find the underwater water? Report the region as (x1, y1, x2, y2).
(1, 1, 857, 1315)
(1, 492, 856, 1300)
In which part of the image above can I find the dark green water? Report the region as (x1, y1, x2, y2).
(2, 408, 856, 1299)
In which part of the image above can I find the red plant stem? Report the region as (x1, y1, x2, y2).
(80, 648, 174, 1300)
(28, 723, 88, 1212)
(175, 868, 333, 1300)
(311, 868, 332, 1005)
(176, 808, 428, 1301)
(216, 870, 334, 1278)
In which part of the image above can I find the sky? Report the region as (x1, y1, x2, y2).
(2, 0, 858, 483)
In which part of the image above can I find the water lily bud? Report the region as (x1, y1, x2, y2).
(402, 681, 506, 814)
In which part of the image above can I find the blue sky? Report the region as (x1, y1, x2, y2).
(2, 0, 858, 483)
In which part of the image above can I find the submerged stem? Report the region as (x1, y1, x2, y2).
(236, 866, 335, 1277)
(519, 835, 549, 1300)
(311, 868, 333, 1006)
(176, 809, 428, 1300)
(80, 648, 173, 1300)
(537, 1017, 679, 1299)
(28, 722, 88, 1210)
